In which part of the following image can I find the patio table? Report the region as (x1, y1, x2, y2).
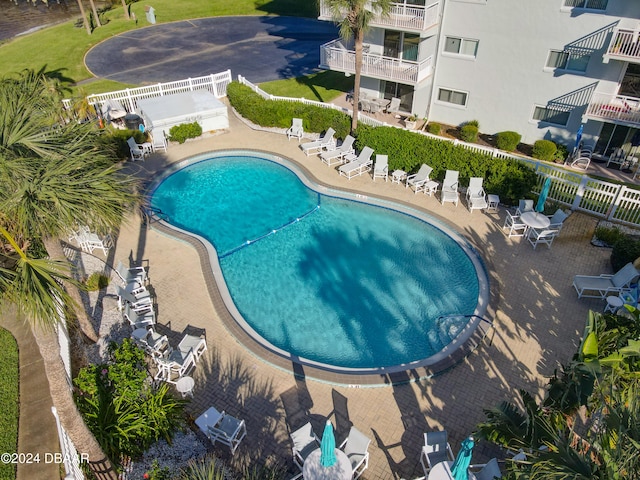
(428, 461, 455, 480)
(303, 448, 352, 480)
(520, 211, 550, 231)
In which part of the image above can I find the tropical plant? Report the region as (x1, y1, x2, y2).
(324, 0, 393, 132)
(180, 454, 226, 480)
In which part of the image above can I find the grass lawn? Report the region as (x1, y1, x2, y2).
(260, 70, 353, 103)
(0, 328, 19, 480)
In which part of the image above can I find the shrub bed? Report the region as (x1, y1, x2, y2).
(169, 122, 203, 144)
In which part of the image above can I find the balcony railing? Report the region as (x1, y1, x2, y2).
(584, 92, 640, 127)
(320, 39, 433, 85)
(605, 29, 640, 63)
(319, 1, 440, 32)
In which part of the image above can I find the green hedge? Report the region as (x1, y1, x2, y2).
(227, 82, 351, 139)
(168, 122, 202, 143)
(496, 131, 521, 152)
(532, 140, 557, 161)
(460, 124, 479, 143)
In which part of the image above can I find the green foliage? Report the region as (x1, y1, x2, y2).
(180, 455, 226, 480)
(532, 139, 557, 161)
(260, 70, 353, 103)
(74, 339, 186, 467)
(460, 124, 479, 143)
(226, 82, 351, 139)
(102, 128, 146, 161)
(610, 235, 640, 271)
(427, 122, 441, 135)
(554, 143, 569, 162)
(594, 225, 625, 246)
(168, 122, 203, 144)
(84, 272, 110, 291)
(241, 464, 288, 480)
(0, 328, 18, 480)
(465, 119, 480, 128)
(495, 131, 521, 152)
(144, 459, 172, 480)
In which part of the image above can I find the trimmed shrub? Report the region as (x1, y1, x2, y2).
(428, 122, 441, 135)
(84, 272, 109, 291)
(595, 226, 625, 247)
(611, 236, 640, 271)
(465, 119, 480, 128)
(460, 124, 479, 143)
(168, 122, 202, 144)
(496, 131, 521, 152)
(532, 140, 557, 161)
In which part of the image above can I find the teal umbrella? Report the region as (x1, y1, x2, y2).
(536, 176, 552, 213)
(450, 436, 474, 480)
(320, 420, 336, 467)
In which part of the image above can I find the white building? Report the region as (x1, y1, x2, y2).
(318, 0, 640, 156)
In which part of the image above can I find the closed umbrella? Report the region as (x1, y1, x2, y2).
(320, 420, 336, 467)
(574, 124, 584, 153)
(450, 436, 474, 480)
(536, 176, 552, 213)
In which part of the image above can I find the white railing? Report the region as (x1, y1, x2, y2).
(62, 70, 232, 115)
(319, 1, 440, 32)
(52, 407, 85, 480)
(584, 92, 640, 126)
(606, 29, 640, 62)
(320, 39, 433, 85)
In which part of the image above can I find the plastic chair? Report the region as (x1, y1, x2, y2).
(290, 422, 320, 471)
(339, 426, 371, 479)
(420, 430, 455, 475)
(503, 211, 527, 238)
(287, 118, 304, 142)
(195, 406, 246, 455)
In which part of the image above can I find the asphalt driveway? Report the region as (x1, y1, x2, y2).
(85, 16, 339, 84)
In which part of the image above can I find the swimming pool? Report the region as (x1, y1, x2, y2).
(149, 150, 489, 373)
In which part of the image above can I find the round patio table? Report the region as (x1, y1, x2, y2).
(303, 448, 352, 480)
(428, 461, 455, 480)
(520, 211, 550, 230)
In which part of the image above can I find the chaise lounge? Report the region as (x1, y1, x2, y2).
(339, 146, 374, 180)
(573, 262, 640, 299)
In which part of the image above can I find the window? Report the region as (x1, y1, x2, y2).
(438, 88, 468, 106)
(533, 106, 570, 126)
(546, 50, 590, 72)
(563, 0, 607, 10)
(444, 37, 479, 57)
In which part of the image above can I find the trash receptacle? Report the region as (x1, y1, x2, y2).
(145, 5, 156, 24)
(124, 113, 143, 131)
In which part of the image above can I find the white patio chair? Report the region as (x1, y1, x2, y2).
(420, 430, 455, 476)
(527, 228, 559, 249)
(406, 164, 433, 193)
(150, 130, 168, 152)
(547, 209, 570, 231)
(300, 128, 336, 156)
(466, 177, 489, 213)
(573, 262, 640, 299)
(606, 147, 626, 169)
(122, 301, 155, 328)
(287, 118, 304, 142)
(132, 328, 168, 357)
(114, 260, 148, 286)
(339, 146, 374, 180)
(127, 136, 146, 161)
(154, 348, 196, 383)
(469, 458, 502, 480)
(386, 97, 402, 115)
(178, 333, 207, 363)
(195, 406, 247, 455)
(116, 285, 153, 312)
(516, 199, 534, 215)
(77, 230, 112, 255)
(290, 422, 320, 471)
(321, 135, 355, 166)
(440, 170, 459, 206)
(570, 155, 591, 171)
(339, 426, 371, 479)
(372, 154, 388, 181)
(503, 211, 527, 237)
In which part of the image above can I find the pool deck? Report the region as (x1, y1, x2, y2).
(113, 106, 607, 478)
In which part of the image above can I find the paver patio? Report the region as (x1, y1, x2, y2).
(110, 104, 608, 478)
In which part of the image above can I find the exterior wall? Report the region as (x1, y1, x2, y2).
(429, 0, 640, 144)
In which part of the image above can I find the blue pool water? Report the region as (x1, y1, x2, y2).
(151, 153, 485, 370)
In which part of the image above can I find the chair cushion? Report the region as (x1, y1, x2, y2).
(291, 422, 316, 453)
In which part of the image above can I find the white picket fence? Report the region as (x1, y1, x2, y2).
(237, 75, 640, 228)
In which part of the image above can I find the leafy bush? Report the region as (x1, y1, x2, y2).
(84, 272, 109, 291)
(226, 82, 351, 139)
(464, 119, 480, 128)
(495, 131, 521, 152)
(180, 455, 226, 480)
(428, 122, 441, 135)
(74, 339, 186, 468)
(611, 235, 640, 271)
(103, 128, 146, 161)
(460, 124, 479, 143)
(554, 143, 569, 162)
(595, 226, 625, 246)
(168, 122, 202, 144)
(532, 140, 557, 161)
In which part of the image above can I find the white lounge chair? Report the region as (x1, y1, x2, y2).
(606, 147, 626, 169)
(527, 228, 559, 249)
(570, 155, 591, 171)
(406, 164, 433, 194)
(132, 328, 168, 357)
(114, 260, 148, 286)
(420, 430, 455, 476)
(372, 154, 388, 181)
(290, 422, 320, 471)
(77, 230, 112, 255)
(116, 285, 153, 312)
(287, 118, 304, 142)
(469, 458, 502, 480)
(573, 262, 640, 299)
(178, 333, 207, 363)
(300, 128, 336, 156)
(339, 426, 371, 479)
(441, 170, 459, 206)
(195, 406, 247, 455)
(154, 348, 196, 383)
(339, 146, 374, 180)
(150, 130, 167, 152)
(123, 302, 155, 328)
(466, 177, 489, 213)
(127, 136, 146, 161)
(503, 211, 527, 238)
(516, 199, 534, 215)
(321, 135, 355, 166)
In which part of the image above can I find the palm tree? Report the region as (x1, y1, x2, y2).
(76, 0, 91, 35)
(120, 0, 130, 20)
(324, 0, 392, 133)
(0, 70, 137, 478)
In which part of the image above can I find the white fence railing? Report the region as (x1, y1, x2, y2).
(52, 406, 85, 480)
(238, 75, 640, 227)
(63, 70, 232, 115)
(584, 91, 640, 126)
(319, 1, 440, 32)
(606, 28, 640, 61)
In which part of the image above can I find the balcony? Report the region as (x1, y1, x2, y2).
(604, 28, 640, 64)
(319, 1, 440, 33)
(584, 92, 640, 127)
(320, 39, 433, 85)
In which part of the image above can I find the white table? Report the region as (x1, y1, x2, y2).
(175, 376, 195, 397)
(392, 170, 407, 184)
(520, 211, 550, 230)
(604, 295, 624, 313)
(428, 461, 454, 480)
(303, 448, 352, 480)
(487, 194, 500, 212)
